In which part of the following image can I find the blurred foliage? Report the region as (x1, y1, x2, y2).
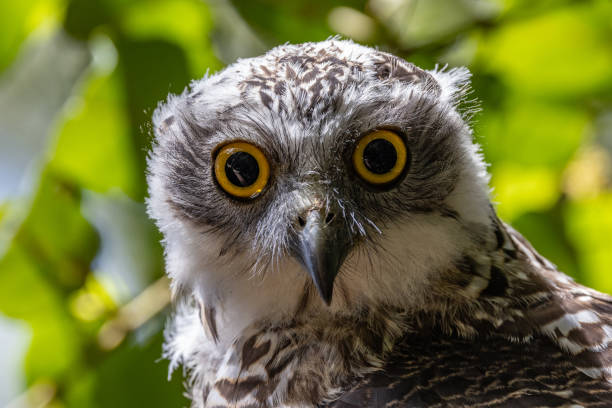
(0, 0, 611, 406)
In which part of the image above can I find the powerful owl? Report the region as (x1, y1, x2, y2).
(147, 40, 612, 407)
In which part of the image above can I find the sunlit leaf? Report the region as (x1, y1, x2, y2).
(480, 3, 612, 97)
(491, 163, 559, 221)
(478, 98, 589, 169)
(0, 202, 7, 223)
(69, 275, 117, 322)
(50, 72, 140, 198)
(0, 241, 81, 381)
(0, 0, 64, 73)
(0, 171, 99, 380)
(565, 194, 612, 294)
(119, 0, 221, 75)
(17, 174, 99, 289)
(563, 145, 610, 199)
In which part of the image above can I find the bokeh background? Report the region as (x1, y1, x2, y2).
(0, 0, 611, 406)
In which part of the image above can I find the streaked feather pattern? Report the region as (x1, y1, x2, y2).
(146, 39, 612, 407)
(330, 334, 612, 407)
(329, 221, 612, 407)
(166, 220, 612, 407)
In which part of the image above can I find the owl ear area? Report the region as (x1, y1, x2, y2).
(351, 130, 410, 188)
(213, 142, 270, 199)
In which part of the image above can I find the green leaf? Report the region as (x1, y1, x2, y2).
(511, 210, 580, 280)
(480, 3, 612, 97)
(0, 229, 81, 381)
(50, 71, 141, 199)
(119, 0, 221, 75)
(73, 328, 187, 408)
(565, 194, 612, 294)
(0, 0, 65, 73)
(230, 0, 368, 46)
(0, 172, 99, 379)
(15, 173, 99, 289)
(63, 0, 112, 40)
(113, 37, 191, 201)
(478, 98, 589, 169)
(491, 163, 559, 221)
(0, 202, 7, 223)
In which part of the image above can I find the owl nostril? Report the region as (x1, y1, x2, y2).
(296, 210, 335, 228)
(297, 216, 306, 228)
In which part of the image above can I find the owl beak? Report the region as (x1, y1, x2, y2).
(293, 208, 351, 305)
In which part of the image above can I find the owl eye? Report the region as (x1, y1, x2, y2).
(214, 142, 270, 199)
(352, 130, 409, 186)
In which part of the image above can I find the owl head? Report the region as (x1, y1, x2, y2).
(147, 40, 492, 334)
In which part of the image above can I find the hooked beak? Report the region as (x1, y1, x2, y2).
(292, 208, 352, 305)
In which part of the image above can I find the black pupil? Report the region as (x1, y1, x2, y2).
(363, 139, 397, 174)
(225, 152, 259, 187)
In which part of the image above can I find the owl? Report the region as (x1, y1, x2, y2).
(146, 40, 612, 407)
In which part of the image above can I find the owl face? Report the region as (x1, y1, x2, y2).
(148, 40, 490, 308)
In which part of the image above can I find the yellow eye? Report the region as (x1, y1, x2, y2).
(352, 130, 408, 186)
(214, 142, 270, 199)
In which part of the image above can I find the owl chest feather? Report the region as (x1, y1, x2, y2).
(171, 222, 612, 408)
(192, 305, 406, 407)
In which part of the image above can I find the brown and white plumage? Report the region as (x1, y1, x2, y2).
(146, 39, 612, 407)
(330, 221, 612, 407)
